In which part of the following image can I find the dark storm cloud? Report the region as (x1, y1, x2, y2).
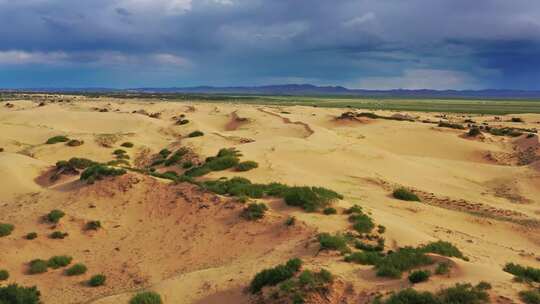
(0, 0, 539, 88)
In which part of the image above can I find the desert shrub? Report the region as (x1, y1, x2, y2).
(121, 142, 134, 148)
(381, 288, 438, 304)
(65, 263, 87, 276)
(50, 231, 68, 239)
(25, 232, 38, 240)
(375, 247, 433, 278)
(284, 186, 342, 212)
(438, 121, 465, 130)
(344, 205, 363, 214)
(377, 225, 386, 234)
(176, 119, 190, 125)
(421, 241, 464, 259)
(0, 270, 9, 281)
(488, 127, 523, 137)
(379, 283, 489, 304)
(236, 161, 259, 172)
(182, 161, 193, 169)
(392, 188, 420, 202)
(318, 233, 350, 253)
(0, 284, 41, 304)
(0, 223, 14, 237)
(206, 155, 239, 171)
(67, 157, 98, 169)
(355, 239, 385, 252)
(344, 251, 383, 265)
(116, 154, 130, 160)
(46, 209, 65, 223)
(88, 274, 107, 287)
(164, 148, 188, 166)
(47, 255, 73, 269)
(468, 127, 482, 137)
(106, 159, 130, 166)
(285, 216, 296, 226)
(349, 213, 375, 233)
(46, 135, 69, 144)
(476, 282, 491, 290)
(323, 207, 337, 215)
(435, 262, 451, 275)
(249, 258, 303, 293)
(113, 149, 126, 155)
(159, 149, 172, 158)
(66, 139, 84, 147)
(519, 290, 540, 304)
(241, 203, 268, 220)
(28, 259, 48, 274)
(408, 270, 431, 283)
(130, 291, 163, 304)
(512, 117, 524, 123)
(80, 165, 126, 184)
(184, 166, 212, 177)
(503, 263, 540, 282)
(86, 221, 102, 231)
(188, 130, 204, 138)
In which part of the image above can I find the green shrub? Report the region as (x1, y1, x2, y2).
(408, 270, 431, 283)
(46, 209, 65, 223)
(88, 274, 107, 287)
(121, 142, 134, 148)
(421, 241, 464, 259)
(47, 256, 73, 269)
(25, 232, 38, 240)
(164, 148, 188, 166)
(236, 161, 259, 172)
(46, 135, 69, 144)
(519, 290, 540, 304)
(476, 282, 491, 290)
(65, 263, 87, 276)
(66, 139, 84, 147)
(50, 231, 68, 239)
(503, 263, 540, 283)
(86, 221, 102, 231)
(206, 156, 239, 171)
(0, 284, 41, 304)
(392, 188, 420, 202)
(344, 251, 383, 265)
(379, 283, 489, 304)
(241, 203, 268, 220)
(130, 291, 163, 304)
(28, 259, 48, 274)
(511, 117, 524, 123)
(349, 213, 374, 233)
(318, 233, 350, 253)
(80, 165, 126, 184)
(375, 247, 433, 278)
(377, 225, 386, 234)
(182, 161, 193, 169)
(188, 130, 204, 138)
(284, 186, 343, 212)
(467, 127, 481, 137)
(249, 258, 303, 293)
(435, 262, 451, 275)
(0, 270, 9, 281)
(355, 239, 384, 252)
(381, 288, 437, 304)
(323, 207, 337, 215)
(113, 149, 126, 155)
(344, 205, 363, 214)
(159, 149, 172, 158)
(0, 223, 14, 237)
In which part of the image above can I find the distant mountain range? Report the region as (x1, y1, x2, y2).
(5, 84, 540, 99)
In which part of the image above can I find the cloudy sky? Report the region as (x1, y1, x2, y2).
(0, 0, 539, 89)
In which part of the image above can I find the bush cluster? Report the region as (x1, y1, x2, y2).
(0, 223, 14, 237)
(276, 268, 334, 304)
(241, 203, 268, 220)
(318, 233, 350, 253)
(503, 263, 540, 283)
(28, 260, 48, 274)
(349, 213, 375, 234)
(284, 186, 343, 212)
(392, 188, 420, 202)
(379, 283, 489, 304)
(323, 207, 337, 215)
(438, 122, 465, 130)
(408, 270, 431, 283)
(47, 256, 73, 269)
(80, 165, 126, 184)
(130, 291, 163, 304)
(236, 161, 259, 172)
(164, 148, 189, 166)
(250, 258, 303, 293)
(519, 290, 540, 304)
(185, 148, 241, 177)
(0, 284, 41, 304)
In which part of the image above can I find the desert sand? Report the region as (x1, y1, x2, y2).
(0, 95, 539, 304)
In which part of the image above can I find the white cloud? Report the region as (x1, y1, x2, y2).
(343, 12, 376, 28)
(0, 51, 69, 65)
(355, 69, 480, 90)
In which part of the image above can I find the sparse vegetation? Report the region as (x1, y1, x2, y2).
(188, 130, 204, 138)
(46, 135, 69, 144)
(0, 284, 41, 304)
(80, 165, 126, 184)
(249, 258, 303, 293)
(378, 283, 489, 304)
(421, 241, 464, 259)
(65, 263, 87, 276)
(349, 212, 375, 233)
(47, 255, 73, 269)
(318, 233, 350, 253)
(88, 274, 107, 287)
(435, 262, 451, 275)
(25, 232, 37, 240)
(274, 268, 334, 304)
(130, 291, 163, 304)
(0, 270, 9, 281)
(344, 251, 383, 264)
(241, 203, 268, 220)
(344, 205, 363, 214)
(408, 270, 431, 283)
(519, 289, 540, 304)
(185, 148, 240, 177)
(236, 161, 259, 172)
(46, 209, 65, 223)
(86, 220, 102, 231)
(50, 231, 68, 239)
(28, 259, 48, 274)
(0, 223, 14, 237)
(503, 263, 540, 283)
(285, 216, 296, 226)
(284, 186, 343, 212)
(392, 188, 420, 202)
(164, 148, 188, 166)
